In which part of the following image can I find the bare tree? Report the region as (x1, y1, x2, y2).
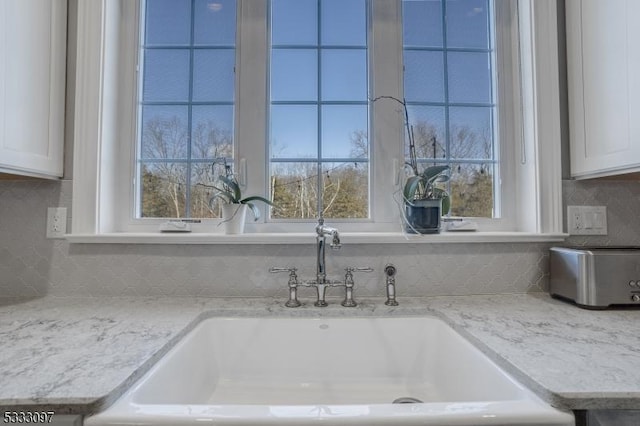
(140, 116, 233, 218)
(349, 130, 368, 158)
(409, 118, 494, 218)
(140, 112, 494, 219)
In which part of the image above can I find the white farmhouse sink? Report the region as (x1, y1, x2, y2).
(86, 316, 574, 426)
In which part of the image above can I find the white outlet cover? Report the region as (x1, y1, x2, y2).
(46, 207, 67, 239)
(567, 205, 607, 236)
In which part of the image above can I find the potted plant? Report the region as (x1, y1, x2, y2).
(403, 164, 451, 234)
(209, 159, 274, 234)
(402, 106, 451, 234)
(372, 96, 451, 234)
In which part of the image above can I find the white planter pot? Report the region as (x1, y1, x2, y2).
(221, 204, 247, 234)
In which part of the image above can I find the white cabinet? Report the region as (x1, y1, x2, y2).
(566, 0, 640, 179)
(0, 0, 67, 179)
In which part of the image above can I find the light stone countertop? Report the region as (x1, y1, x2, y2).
(1, 293, 640, 415)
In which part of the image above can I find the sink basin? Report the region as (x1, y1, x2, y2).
(86, 316, 573, 425)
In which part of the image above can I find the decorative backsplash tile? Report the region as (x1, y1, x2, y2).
(563, 179, 640, 247)
(2, 178, 637, 298)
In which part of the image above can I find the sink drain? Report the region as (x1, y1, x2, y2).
(392, 397, 424, 404)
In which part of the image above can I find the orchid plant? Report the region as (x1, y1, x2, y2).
(372, 95, 451, 214)
(209, 158, 274, 221)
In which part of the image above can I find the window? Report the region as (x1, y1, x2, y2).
(137, 0, 237, 219)
(402, 0, 497, 218)
(134, 0, 503, 224)
(269, 0, 369, 220)
(72, 0, 564, 239)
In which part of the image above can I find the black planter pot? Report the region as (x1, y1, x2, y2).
(404, 199, 442, 234)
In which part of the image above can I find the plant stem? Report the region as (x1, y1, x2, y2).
(370, 95, 418, 176)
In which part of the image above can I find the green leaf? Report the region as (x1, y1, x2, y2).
(403, 175, 422, 201)
(244, 202, 260, 221)
(219, 176, 241, 202)
(432, 187, 450, 214)
(242, 195, 275, 207)
(421, 165, 450, 184)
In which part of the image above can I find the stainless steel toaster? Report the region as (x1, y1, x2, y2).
(549, 247, 640, 309)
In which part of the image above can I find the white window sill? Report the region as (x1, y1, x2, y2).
(65, 231, 569, 244)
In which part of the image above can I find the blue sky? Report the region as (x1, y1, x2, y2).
(141, 0, 493, 162)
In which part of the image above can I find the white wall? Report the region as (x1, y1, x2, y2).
(0, 180, 554, 298)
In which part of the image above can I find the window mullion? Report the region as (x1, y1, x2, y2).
(235, 0, 269, 224)
(184, 0, 196, 218)
(316, 0, 322, 217)
(441, 0, 451, 174)
(369, 0, 404, 225)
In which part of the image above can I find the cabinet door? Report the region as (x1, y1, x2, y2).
(567, 0, 640, 179)
(0, 0, 66, 178)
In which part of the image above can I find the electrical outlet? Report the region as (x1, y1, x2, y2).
(46, 207, 67, 239)
(567, 205, 607, 235)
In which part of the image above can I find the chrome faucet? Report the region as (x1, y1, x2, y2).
(315, 216, 341, 284)
(271, 218, 373, 307)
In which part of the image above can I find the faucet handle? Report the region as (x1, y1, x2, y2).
(270, 267, 297, 273)
(341, 267, 373, 308)
(345, 267, 374, 273)
(269, 267, 298, 284)
(270, 267, 301, 308)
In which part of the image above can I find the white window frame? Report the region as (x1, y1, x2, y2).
(70, 0, 565, 243)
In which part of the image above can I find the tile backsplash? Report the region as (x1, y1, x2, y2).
(563, 179, 640, 246)
(1, 178, 637, 298)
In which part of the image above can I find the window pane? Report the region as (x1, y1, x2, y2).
(321, 162, 368, 219)
(403, 0, 443, 47)
(141, 106, 189, 159)
(321, 105, 368, 159)
(449, 106, 493, 159)
(321, 0, 367, 46)
(271, 49, 318, 102)
(142, 49, 190, 102)
(270, 162, 319, 219)
(270, 105, 318, 158)
(140, 163, 187, 218)
(403, 50, 445, 102)
(402, 0, 497, 220)
(192, 50, 235, 102)
(321, 49, 368, 101)
(449, 163, 493, 218)
(270, 162, 368, 219)
(406, 105, 446, 159)
(138, 1, 237, 219)
(446, 0, 490, 49)
(145, 0, 191, 46)
(447, 52, 492, 103)
(272, 0, 317, 46)
(191, 105, 234, 159)
(194, 0, 236, 46)
(269, 0, 370, 221)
